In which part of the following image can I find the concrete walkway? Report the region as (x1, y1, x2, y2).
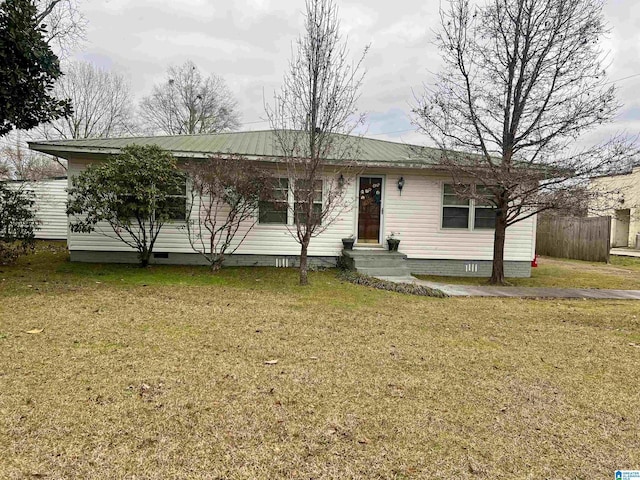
(376, 275, 640, 299)
(611, 248, 640, 258)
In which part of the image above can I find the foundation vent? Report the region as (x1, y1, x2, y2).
(275, 258, 290, 268)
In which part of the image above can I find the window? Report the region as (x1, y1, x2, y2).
(166, 180, 187, 221)
(114, 178, 187, 222)
(473, 185, 497, 229)
(294, 179, 323, 224)
(259, 178, 289, 224)
(442, 184, 470, 229)
(442, 184, 497, 230)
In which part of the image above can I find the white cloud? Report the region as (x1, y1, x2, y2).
(69, 0, 640, 146)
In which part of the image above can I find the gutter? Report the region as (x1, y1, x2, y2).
(27, 142, 444, 171)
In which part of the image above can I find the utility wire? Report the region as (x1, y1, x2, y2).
(367, 71, 640, 137)
(237, 72, 640, 135)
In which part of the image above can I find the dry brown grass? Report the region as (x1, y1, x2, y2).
(1, 245, 640, 478)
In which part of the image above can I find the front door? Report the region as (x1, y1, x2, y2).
(614, 209, 631, 247)
(357, 176, 383, 244)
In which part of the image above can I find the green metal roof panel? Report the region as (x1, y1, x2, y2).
(28, 130, 445, 167)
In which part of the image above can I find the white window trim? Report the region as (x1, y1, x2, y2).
(258, 177, 290, 225)
(258, 177, 324, 227)
(440, 183, 496, 231)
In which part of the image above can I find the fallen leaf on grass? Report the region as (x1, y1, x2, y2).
(264, 360, 279, 365)
(26, 329, 43, 334)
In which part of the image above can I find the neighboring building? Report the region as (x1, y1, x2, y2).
(590, 166, 640, 249)
(29, 131, 537, 277)
(4, 177, 67, 240)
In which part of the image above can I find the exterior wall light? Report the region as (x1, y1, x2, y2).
(338, 173, 345, 189)
(397, 176, 405, 195)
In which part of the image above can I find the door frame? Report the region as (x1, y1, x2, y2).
(355, 174, 386, 245)
(613, 208, 631, 247)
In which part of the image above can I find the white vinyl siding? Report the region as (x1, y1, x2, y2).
(68, 159, 353, 257)
(6, 178, 67, 240)
(66, 158, 535, 262)
(383, 172, 535, 262)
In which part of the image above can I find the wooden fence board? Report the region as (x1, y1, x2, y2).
(536, 216, 611, 262)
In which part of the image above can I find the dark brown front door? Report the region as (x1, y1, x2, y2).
(357, 176, 383, 243)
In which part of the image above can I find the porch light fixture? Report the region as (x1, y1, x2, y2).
(397, 176, 405, 195)
(338, 173, 345, 189)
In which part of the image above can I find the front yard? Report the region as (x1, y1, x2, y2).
(1, 244, 639, 478)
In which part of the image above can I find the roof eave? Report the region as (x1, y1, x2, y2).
(28, 142, 441, 170)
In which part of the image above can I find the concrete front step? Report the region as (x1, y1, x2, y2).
(342, 249, 410, 277)
(345, 250, 406, 258)
(357, 266, 412, 277)
(351, 257, 409, 268)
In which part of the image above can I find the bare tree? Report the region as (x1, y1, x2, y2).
(0, 163, 9, 180)
(413, 0, 636, 284)
(35, 60, 136, 141)
(266, 0, 368, 286)
(1, 133, 65, 180)
(184, 156, 275, 271)
(140, 60, 241, 135)
(36, 0, 86, 57)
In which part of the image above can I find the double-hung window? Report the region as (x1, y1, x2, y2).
(294, 179, 323, 224)
(258, 178, 324, 225)
(473, 185, 497, 229)
(166, 180, 188, 221)
(442, 184, 471, 229)
(259, 178, 289, 224)
(115, 177, 187, 222)
(442, 184, 497, 230)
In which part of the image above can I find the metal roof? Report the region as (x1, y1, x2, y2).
(28, 130, 447, 169)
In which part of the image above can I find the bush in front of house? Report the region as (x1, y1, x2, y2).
(67, 145, 186, 267)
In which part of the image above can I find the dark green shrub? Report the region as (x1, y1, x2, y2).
(0, 183, 37, 264)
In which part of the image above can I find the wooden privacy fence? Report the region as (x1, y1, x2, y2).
(536, 215, 611, 262)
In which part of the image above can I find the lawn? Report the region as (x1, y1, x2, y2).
(1, 243, 639, 478)
(415, 255, 640, 290)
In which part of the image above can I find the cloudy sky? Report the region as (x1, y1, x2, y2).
(72, 0, 640, 147)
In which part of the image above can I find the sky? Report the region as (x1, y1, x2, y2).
(72, 0, 640, 148)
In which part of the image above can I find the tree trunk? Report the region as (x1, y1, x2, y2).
(211, 254, 224, 272)
(489, 214, 507, 285)
(299, 241, 309, 286)
(139, 246, 150, 267)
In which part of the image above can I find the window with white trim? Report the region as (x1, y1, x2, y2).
(442, 184, 471, 229)
(442, 184, 497, 230)
(259, 178, 324, 225)
(116, 178, 187, 222)
(166, 179, 188, 221)
(294, 179, 323, 224)
(473, 185, 497, 229)
(259, 178, 289, 224)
